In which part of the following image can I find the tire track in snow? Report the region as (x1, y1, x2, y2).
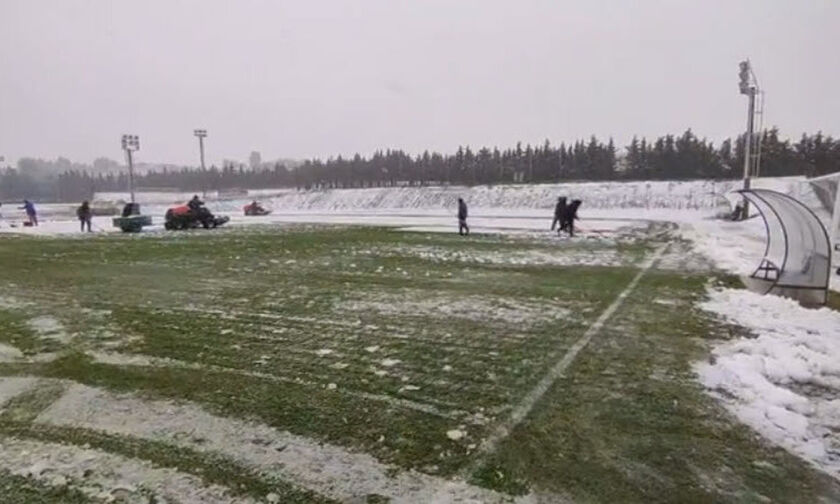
(0, 437, 258, 504)
(33, 381, 535, 503)
(88, 351, 465, 419)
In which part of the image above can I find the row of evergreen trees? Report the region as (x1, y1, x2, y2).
(2, 129, 838, 203)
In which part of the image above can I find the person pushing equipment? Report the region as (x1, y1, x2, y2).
(551, 197, 567, 232)
(560, 199, 582, 237)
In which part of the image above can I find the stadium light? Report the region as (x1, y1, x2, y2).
(738, 60, 760, 220)
(121, 134, 140, 203)
(194, 129, 208, 197)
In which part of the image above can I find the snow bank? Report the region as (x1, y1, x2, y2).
(98, 177, 806, 214)
(695, 288, 840, 479)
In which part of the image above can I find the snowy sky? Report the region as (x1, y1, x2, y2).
(1, 0, 838, 167)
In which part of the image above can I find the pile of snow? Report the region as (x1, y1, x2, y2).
(95, 177, 806, 214)
(695, 288, 840, 479)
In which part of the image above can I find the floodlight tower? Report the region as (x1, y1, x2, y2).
(738, 60, 760, 219)
(114, 134, 151, 232)
(121, 134, 140, 203)
(194, 129, 207, 170)
(194, 129, 208, 198)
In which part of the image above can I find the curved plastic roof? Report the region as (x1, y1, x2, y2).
(739, 188, 832, 304)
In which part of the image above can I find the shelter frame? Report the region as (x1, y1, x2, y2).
(738, 188, 832, 305)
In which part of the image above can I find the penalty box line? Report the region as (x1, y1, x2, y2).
(460, 242, 670, 479)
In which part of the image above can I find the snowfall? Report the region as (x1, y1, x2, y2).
(1, 176, 840, 481)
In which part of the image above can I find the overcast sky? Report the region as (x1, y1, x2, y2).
(1, 0, 838, 167)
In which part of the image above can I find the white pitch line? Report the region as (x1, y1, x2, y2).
(461, 243, 669, 478)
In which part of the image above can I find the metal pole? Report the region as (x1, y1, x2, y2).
(127, 149, 136, 204)
(741, 87, 756, 219)
(831, 180, 840, 250)
(199, 136, 206, 171)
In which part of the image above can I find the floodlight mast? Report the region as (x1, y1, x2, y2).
(194, 129, 207, 197)
(121, 134, 140, 203)
(739, 60, 760, 220)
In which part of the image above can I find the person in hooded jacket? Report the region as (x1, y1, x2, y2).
(77, 201, 93, 232)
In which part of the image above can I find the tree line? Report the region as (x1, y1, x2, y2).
(2, 128, 838, 203)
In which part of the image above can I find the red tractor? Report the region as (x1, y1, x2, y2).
(164, 205, 229, 230)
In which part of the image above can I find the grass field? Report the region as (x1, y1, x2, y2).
(0, 224, 838, 503)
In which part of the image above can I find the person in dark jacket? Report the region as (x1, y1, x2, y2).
(187, 195, 205, 211)
(561, 199, 582, 237)
(551, 197, 567, 232)
(77, 201, 93, 232)
(19, 200, 37, 226)
(457, 198, 469, 236)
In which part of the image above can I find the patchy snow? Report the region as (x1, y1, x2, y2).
(695, 288, 840, 480)
(0, 343, 24, 362)
(0, 377, 38, 408)
(86, 351, 458, 419)
(371, 244, 630, 268)
(0, 437, 257, 504)
(380, 358, 401, 368)
(27, 316, 70, 344)
(338, 289, 575, 328)
(446, 429, 466, 441)
(0, 295, 30, 310)
(35, 382, 537, 503)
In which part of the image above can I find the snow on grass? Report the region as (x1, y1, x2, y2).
(695, 287, 840, 479)
(35, 382, 535, 503)
(0, 437, 257, 504)
(27, 316, 70, 344)
(0, 377, 39, 408)
(0, 295, 30, 310)
(0, 343, 24, 362)
(679, 217, 766, 276)
(338, 289, 573, 328)
(373, 244, 630, 268)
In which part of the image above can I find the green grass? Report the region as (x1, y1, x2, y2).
(0, 224, 837, 502)
(0, 471, 92, 504)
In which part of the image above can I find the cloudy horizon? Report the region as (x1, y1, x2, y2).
(1, 0, 838, 168)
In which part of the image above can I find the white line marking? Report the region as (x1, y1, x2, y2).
(461, 244, 669, 478)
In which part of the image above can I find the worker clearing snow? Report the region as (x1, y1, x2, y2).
(551, 196, 567, 232)
(19, 200, 37, 226)
(559, 199, 582, 237)
(244, 201, 270, 216)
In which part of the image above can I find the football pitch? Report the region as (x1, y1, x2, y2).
(0, 224, 838, 503)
